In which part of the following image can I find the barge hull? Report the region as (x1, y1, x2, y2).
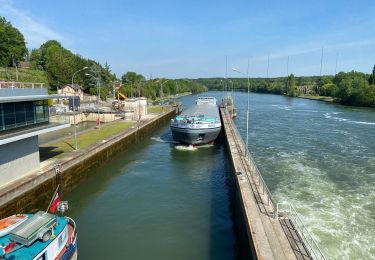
(171, 126, 221, 145)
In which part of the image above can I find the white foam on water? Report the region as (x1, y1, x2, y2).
(271, 152, 375, 259)
(324, 112, 375, 126)
(174, 145, 198, 151)
(150, 136, 167, 143)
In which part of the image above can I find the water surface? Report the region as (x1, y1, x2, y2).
(233, 92, 375, 259)
(66, 92, 236, 259)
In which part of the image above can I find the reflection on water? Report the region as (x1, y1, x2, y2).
(234, 92, 375, 259)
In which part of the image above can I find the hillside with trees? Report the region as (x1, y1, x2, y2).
(0, 16, 206, 100)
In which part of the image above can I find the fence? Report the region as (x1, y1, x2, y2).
(222, 107, 326, 260)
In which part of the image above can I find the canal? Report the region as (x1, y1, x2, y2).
(65, 92, 237, 259)
(233, 92, 375, 259)
(63, 91, 374, 259)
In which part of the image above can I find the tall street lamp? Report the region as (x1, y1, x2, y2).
(232, 63, 250, 157)
(71, 66, 88, 150)
(159, 79, 170, 99)
(85, 73, 101, 129)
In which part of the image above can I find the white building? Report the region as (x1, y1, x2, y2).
(0, 88, 69, 187)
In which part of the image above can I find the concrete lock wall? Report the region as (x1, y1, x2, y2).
(0, 136, 40, 187)
(0, 108, 176, 217)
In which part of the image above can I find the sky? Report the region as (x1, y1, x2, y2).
(1, 0, 375, 79)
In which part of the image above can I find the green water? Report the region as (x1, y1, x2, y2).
(233, 92, 375, 259)
(66, 92, 236, 259)
(64, 91, 374, 259)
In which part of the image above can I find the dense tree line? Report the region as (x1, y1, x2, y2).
(119, 72, 207, 100)
(196, 68, 375, 107)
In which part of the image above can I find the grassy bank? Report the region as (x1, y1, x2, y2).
(40, 121, 134, 161)
(298, 95, 334, 102)
(0, 67, 49, 84)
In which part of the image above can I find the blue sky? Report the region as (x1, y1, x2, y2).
(1, 0, 374, 78)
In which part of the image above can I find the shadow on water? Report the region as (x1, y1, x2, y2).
(169, 132, 241, 260)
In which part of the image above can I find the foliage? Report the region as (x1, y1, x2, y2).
(118, 72, 207, 100)
(196, 67, 375, 107)
(0, 67, 48, 83)
(0, 16, 28, 66)
(29, 40, 116, 93)
(286, 74, 298, 97)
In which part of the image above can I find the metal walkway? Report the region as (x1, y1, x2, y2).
(220, 106, 325, 260)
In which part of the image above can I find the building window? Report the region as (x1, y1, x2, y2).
(3, 103, 16, 130)
(0, 100, 49, 133)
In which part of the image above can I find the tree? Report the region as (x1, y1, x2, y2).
(286, 74, 298, 96)
(369, 65, 375, 85)
(0, 16, 28, 66)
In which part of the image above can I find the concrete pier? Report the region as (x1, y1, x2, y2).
(220, 106, 322, 260)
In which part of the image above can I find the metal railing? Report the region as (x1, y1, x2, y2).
(276, 202, 326, 260)
(222, 107, 326, 260)
(0, 81, 45, 88)
(224, 109, 276, 213)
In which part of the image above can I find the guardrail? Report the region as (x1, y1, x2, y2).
(222, 106, 326, 260)
(224, 108, 276, 214)
(276, 203, 326, 260)
(0, 81, 45, 88)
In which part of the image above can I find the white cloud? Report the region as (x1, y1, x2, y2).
(0, 0, 69, 48)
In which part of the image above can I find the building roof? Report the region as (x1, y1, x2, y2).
(0, 88, 67, 103)
(0, 123, 70, 145)
(61, 84, 82, 91)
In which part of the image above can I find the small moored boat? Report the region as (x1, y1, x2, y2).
(0, 189, 77, 260)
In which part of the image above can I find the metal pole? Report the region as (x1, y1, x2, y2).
(246, 58, 250, 157)
(267, 52, 270, 78)
(320, 47, 324, 76)
(98, 79, 101, 129)
(72, 75, 77, 150)
(334, 53, 339, 75)
(71, 67, 88, 150)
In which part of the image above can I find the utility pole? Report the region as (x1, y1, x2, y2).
(320, 47, 324, 76)
(334, 53, 339, 75)
(266, 52, 270, 78)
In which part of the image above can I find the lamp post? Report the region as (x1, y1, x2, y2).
(232, 62, 250, 157)
(85, 73, 101, 129)
(71, 66, 88, 150)
(159, 79, 170, 99)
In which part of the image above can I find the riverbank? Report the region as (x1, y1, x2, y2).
(0, 105, 177, 217)
(298, 95, 334, 102)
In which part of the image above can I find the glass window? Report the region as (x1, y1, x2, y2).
(25, 101, 35, 124)
(0, 104, 3, 130)
(0, 100, 50, 133)
(3, 103, 15, 130)
(15, 102, 26, 127)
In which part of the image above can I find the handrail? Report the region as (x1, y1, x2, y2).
(222, 106, 326, 260)
(277, 202, 326, 260)
(224, 108, 276, 213)
(66, 217, 77, 244)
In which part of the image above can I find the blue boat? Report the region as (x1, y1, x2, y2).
(0, 211, 77, 260)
